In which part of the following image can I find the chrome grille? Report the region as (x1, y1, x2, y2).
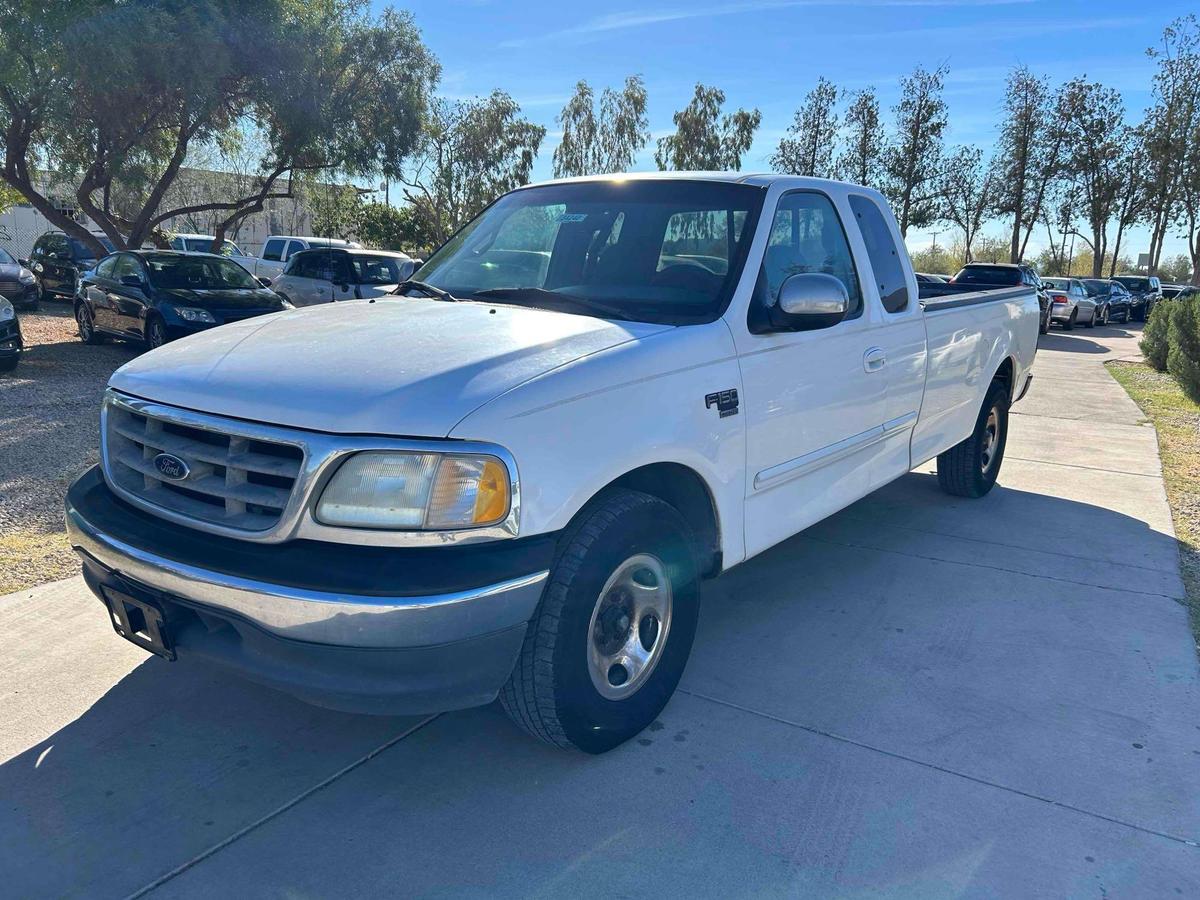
(104, 399, 304, 532)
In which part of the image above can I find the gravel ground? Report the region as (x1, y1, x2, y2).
(0, 302, 140, 594)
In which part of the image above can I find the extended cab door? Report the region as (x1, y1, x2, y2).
(731, 188, 892, 558)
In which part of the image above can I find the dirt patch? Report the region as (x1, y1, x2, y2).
(1108, 360, 1200, 648)
(0, 303, 139, 594)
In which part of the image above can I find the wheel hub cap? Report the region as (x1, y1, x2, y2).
(981, 408, 1001, 473)
(587, 553, 673, 701)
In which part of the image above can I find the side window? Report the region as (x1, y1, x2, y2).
(286, 240, 307, 260)
(95, 255, 117, 277)
(262, 239, 286, 262)
(848, 194, 910, 313)
(760, 191, 862, 318)
(111, 254, 139, 282)
(286, 252, 312, 278)
(328, 252, 352, 284)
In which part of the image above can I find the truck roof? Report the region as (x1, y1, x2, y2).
(516, 171, 882, 196)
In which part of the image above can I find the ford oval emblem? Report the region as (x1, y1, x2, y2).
(153, 452, 190, 481)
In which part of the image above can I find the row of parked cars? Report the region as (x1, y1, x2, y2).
(0, 230, 420, 365)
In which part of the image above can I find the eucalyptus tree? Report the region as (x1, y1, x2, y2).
(836, 88, 884, 187)
(938, 145, 993, 263)
(771, 77, 840, 178)
(654, 84, 761, 171)
(882, 64, 949, 237)
(400, 91, 546, 245)
(553, 76, 650, 177)
(0, 0, 439, 255)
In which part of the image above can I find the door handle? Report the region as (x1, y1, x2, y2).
(863, 347, 886, 373)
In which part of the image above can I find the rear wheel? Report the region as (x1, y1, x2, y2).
(1062, 309, 1076, 331)
(937, 381, 1009, 499)
(500, 489, 701, 753)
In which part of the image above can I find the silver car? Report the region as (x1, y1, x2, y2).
(1042, 277, 1098, 330)
(269, 248, 418, 307)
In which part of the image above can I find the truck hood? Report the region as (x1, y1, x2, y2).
(109, 298, 670, 436)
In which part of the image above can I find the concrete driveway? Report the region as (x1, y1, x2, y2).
(3, 322, 1198, 898)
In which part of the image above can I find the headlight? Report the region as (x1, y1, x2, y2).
(316, 451, 511, 531)
(175, 307, 216, 323)
(18, 269, 34, 284)
(0, 301, 13, 322)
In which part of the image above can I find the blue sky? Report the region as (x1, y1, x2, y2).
(384, 0, 1194, 258)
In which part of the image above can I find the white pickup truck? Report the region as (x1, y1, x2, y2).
(66, 173, 1038, 753)
(231, 236, 360, 281)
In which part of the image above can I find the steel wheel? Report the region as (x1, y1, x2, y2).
(980, 407, 1002, 475)
(586, 553, 673, 701)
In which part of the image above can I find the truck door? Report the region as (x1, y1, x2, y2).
(845, 193, 927, 488)
(732, 189, 889, 558)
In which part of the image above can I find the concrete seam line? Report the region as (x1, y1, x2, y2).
(125, 714, 440, 899)
(801, 533, 1185, 602)
(678, 689, 1200, 849)
(833, 514, 1180, 579)
(1005, 455, 1164, 480)
(1012, 411, 1150, 428)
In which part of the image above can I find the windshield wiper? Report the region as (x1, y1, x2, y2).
(392, 279, 458, 302)
(470, 287, 631, 321)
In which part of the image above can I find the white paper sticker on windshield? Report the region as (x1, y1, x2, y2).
(558, 213, 588, 223)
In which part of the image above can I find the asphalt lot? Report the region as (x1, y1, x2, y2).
(2, 320, 1198, 897)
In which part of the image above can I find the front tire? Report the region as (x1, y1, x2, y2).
(1085, 307, 1096, 328)
(144, 315, 168, 350)
(936, 381, 1009, 499)
(500, 489, 701, 753)
(75, 303, 104, 345)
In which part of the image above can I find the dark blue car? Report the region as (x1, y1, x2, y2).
(75, 250, 290, 349)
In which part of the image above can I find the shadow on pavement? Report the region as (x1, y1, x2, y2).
(3, 473, 1197, 897)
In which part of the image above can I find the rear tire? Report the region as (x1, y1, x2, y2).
(500, 488, 701, 754)
(1062, 309, 1076, 331)
(937, 381, 1009, 499)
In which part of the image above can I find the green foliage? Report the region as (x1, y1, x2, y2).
(554, 76, 649, 178)
(908, 243, 956, 275)
(882, 65, 949, 237)
(772, 77, 840, 178)
(1142, 301, 1173, 371)
(305, 181, 363, 241)
(836, 88, 883, 186)
(655, 84, 761, 171)
(0, 0, 438, 254)
(357, 203, 434, 253)
(400, 91, 545, 246)
(1168, 294, 1200, 402)
(1160, 254, 1195, 282)
(0, 183, 22, 214)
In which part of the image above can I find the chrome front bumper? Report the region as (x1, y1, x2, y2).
(66, 502, 548, 649)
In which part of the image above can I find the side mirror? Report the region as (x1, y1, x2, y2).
(257, 276, 273, 288)
(17, 258, 28, 267)
(769, 273, 849, 331)
(119, 274, 144, 289)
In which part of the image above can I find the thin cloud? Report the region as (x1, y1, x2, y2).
(500, 0, 1036, 48)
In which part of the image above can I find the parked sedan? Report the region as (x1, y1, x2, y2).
(26, 230, 115, 301)
(269, 248, 418, 306)
(0, 295, 22, 372)
(1113, 275, 1161, 321)
(75, 251, 290, 349)
(1161, 283, 1185, 300)
(0, 246, 39, 310)
(1042, 277, 1098, 329)
(1081, 279, 1131, 324)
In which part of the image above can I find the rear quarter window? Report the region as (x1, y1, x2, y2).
(848, 195, 909, 313)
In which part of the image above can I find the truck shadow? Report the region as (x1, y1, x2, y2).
(2, 471, 1194, 896)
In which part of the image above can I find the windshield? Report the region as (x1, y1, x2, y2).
(952, 265, 1021, 286)
(0, 247, 15, 265)
(183, 238, 240, 256)
(351, 254, 405, 285)
(1114, 276, 1149, 291)
(70, 236, 115, 259)
(144, 255, 260, 291)
(413, 180, 765, 324)
(1042, 278, 1070, 290)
